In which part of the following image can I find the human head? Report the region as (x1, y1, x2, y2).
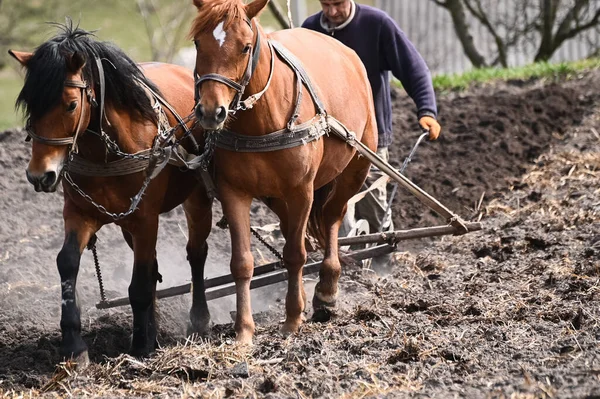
(319, 0, 353, 27)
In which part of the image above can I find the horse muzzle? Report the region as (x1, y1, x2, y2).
(195, 104, 228, 130)
(26, 169, 61, 193)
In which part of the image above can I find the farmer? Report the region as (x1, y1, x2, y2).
(302, 0, 441, 240)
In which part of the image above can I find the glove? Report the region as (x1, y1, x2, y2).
(419, 116, 441, 141)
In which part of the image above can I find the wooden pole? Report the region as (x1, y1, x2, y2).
(267, 0, 291, 29)
(338, 222, 482, 246)
(95, 222, 482, 309)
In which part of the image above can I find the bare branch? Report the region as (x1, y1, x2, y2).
(556, 1, 600, 42)
(430, 0, 487, 67)
(463, 0, 509, 67)
(536, 0, 600, 61)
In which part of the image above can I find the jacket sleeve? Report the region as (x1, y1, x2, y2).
(379, 17, 437, 118)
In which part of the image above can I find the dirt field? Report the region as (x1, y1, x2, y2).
(0, 70, 599, 397)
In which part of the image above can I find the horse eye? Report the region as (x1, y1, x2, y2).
(67, 101, 78, 112)
(242, 44, 251, 54)
(194, 40, 199, 49)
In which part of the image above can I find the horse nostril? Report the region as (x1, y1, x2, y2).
(26, 170, 37, 185)
(215, 106, 227, 123)
(41, 171, 57, 188)
(195, 104, 205, 120)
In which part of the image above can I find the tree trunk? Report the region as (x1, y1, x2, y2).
(535, 0, 558, 61)
(440, 0, 488, 68)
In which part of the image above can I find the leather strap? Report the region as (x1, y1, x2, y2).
(270, 40, 326, 116)
(215, 116, 329, 152)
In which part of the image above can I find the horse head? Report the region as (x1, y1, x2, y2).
(10, 47, 95, 192)
(12, 21, 158, 193)
(190, 0, 269, 130)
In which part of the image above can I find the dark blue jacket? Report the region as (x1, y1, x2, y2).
(302, 4, 437, 147)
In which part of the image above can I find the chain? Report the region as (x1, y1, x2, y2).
(197, 131, 217, 171)
(251, 227, 284, 263)
(87, 111, 196, 162)
(64, 169, 153, 220)
(64, 128, 216, 221)
(218, 216, 285, 264)
(62, 100, 205, 221)
(86, 234, 106, 303)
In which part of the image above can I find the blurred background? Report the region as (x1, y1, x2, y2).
(0, 0, 599, 131)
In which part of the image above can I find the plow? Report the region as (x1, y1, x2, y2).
(96, 128, 482, 310)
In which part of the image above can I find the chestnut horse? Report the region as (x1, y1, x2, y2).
(190, 0, 377, 343)
(10, 23, 213, 362)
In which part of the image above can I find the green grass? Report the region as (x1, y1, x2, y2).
(430, 58, 600, 92)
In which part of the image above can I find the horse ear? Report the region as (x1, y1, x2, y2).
(67, 51, 86, 72)
(8, 50, 33, 68)
(246, 0, 269, 19)
(192, 0, 203, 8)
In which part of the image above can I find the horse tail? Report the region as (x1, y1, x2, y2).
(307, 180, 337, 249)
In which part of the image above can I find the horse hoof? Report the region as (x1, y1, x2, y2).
(311, 308, 334, 323)
(311, 295, 336, 323)
(65, 350, 90, 369)
(311, 295, 337, 323)
(235, 332, 253, 346)
(186, 323, 212, 339)
(60, 337, 90, 369)
(280, 320, 301, 336)
(129, 345, 155, 359)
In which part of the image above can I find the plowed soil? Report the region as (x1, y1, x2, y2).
(0, 71, 598, 398)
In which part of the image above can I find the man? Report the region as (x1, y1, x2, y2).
(302, 0, 441, 239)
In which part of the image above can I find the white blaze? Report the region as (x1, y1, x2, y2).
(213, 21, 226, 47)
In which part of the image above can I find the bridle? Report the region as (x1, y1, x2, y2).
(25, 56, 105, 155)
(193, 17, 274, 114)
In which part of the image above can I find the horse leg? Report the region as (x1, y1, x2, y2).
(58, 203, 101, 366)
(220, 185, 255, 344)
(183, 187, 213, 337)
(313, 156, 371, 322)
(128, 217, 160, 357)
(281, 188, 313, 335)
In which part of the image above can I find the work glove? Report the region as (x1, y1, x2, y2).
(419, 116, 441, 141)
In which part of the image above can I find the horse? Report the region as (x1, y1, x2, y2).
(10, 22, 214, 362)
(189, 0, 378, 344)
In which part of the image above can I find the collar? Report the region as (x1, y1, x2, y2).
(319, 0, 356, 33)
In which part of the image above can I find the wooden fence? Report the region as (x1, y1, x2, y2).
(374, 0, 600, 74)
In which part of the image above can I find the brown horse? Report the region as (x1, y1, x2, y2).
(190, 0, 377, 343)
(10, 23, 213, 362)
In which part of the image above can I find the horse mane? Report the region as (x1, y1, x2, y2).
(16, 19, 158, 123)
(189, 0, 246, 37)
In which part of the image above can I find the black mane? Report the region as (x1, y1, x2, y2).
(16, 19, 158, 122)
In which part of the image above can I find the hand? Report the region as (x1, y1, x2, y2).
(419, 116, 441, 141)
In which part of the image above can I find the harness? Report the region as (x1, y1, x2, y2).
(25, 55, 216, 220)
(193, 22, 336, 153)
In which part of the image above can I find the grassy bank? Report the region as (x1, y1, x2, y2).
(431, 58, 600, 92)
